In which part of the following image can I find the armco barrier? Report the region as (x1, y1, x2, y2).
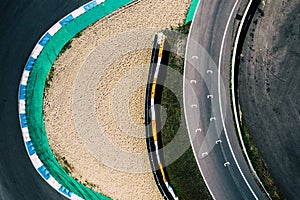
(145, 33, 178, 200)
(18, 0, 133, 199)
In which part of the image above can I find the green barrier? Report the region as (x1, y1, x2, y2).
(185, 0, 200, 24)
(26, 0, 132, 199)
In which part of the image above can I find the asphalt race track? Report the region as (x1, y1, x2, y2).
(0, 0, 89, 199)
(184, 0, 266, 199)
(238, 1, 300, 198)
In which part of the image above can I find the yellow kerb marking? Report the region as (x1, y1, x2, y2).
(152, 120, 157, 141)
(151, 83, 156, 99)
(158, 162, 167, 182)
(158, 38, 165, 58)
(152, 78, 157, 85)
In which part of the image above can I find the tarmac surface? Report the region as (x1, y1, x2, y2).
(184, 0, 266, 199)
(0, 0, 89, 199)
(238, 0, 300, 199)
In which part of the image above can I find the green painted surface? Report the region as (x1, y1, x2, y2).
(185, 0, 200, 24)
(25, 0, 132, 199)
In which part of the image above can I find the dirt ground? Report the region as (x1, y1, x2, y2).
(238, 0, 300, 199)
(43, 0, 191, 199)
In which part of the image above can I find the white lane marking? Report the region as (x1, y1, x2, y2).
(19, 100, 26, 114)
(210, 117, 216, 121)
(147, 127, 169, 198)
(216, 139, 222, 144)
(207, 70, 213, 74)
(224, 161, 230, 167)
(196, 128, 202, 133)
(191, 104, 198, 108)
(190, 80, 197, 84)
(218, 0, 258, 199)
(183, 1, 216, 199)
(20, 70, 30, 85)
(231, 0, 271, 198)
(207, 94, 214, 99)
(192, 55, 199, 59)
(22, 127, 30, 142)
(31, 44, 44, 59)
(30, 154, 43, 169)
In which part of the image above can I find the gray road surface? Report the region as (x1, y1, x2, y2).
(238, 0, 300, 199)
(184, 0, 266, 199)
(0, 0, 89, 199)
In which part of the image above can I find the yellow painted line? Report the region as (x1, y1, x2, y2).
(158, 51, 163, 58)
(151, 83, 156, 99)
(152, 120, 157, 141)
(153, 132, 158, 142)
(158, 162, 167, 183)
(158, 37, 165, 58)
(151, 35, 173, 195)
(153, 78, 157, 85)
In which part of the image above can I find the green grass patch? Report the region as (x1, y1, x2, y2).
(230, 31, 285, 199)
(240, 118, 286, 200)
(159, 22, 212, 200)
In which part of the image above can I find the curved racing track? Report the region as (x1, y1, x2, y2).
(0, 0, 89, 199)
(184, 0, 266, 199)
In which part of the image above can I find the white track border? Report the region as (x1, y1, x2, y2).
(16, 1, 118, 199)
(231, 0, 271, 199)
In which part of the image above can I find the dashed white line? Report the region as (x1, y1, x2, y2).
(207, 69, 213, 74)
(224, 162, 231, 167)
(210, 117, 216, 121)
(202, 152, 208, 157)
(196, 128, 202, 133)
(183, 1, 216, 199)
(216, 139, 222, 144)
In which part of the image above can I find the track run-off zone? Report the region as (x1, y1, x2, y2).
(17, 0, 200, 199)
(17, 0, 141, 199)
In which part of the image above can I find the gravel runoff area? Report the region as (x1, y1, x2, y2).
(43, 0, 191, 199)
(238, 0, 300, 199)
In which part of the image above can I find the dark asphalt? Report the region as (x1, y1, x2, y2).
(238, 0, 300, 199)
(0, 0, 89, 199)
(184, 0, 266, 199)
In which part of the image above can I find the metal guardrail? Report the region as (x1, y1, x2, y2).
(145, 33, 178, 200)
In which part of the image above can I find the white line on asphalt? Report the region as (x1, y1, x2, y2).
(183, 0, 216, 199)
(218, 0, 258, 199)
(210, 117, 216, 121)
(224, 161, 230, 167)
(196, 128, 202, 133)
(202, 152, 208, 157)
(207, 70, 213, 74)
(231, 0, 271, 198)
(216, 139, 222, 144)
